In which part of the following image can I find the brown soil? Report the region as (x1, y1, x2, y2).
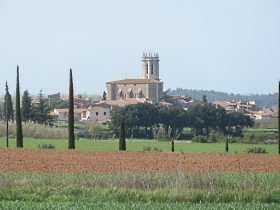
(1, 149, 280, 173)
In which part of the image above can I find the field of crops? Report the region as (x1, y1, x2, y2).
(1, 201, 279, 210)
(1, 137, 279, 209)
(0, 173, 279, 209)
(0, 138, 278, 154)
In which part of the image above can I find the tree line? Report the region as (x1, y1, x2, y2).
(2, 66, 75, 150)
(1, 88, 68, 125)
(1, 88, 52, 125)
(109, 102, 254, 140)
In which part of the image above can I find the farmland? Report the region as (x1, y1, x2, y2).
(0, 137, 278, 154)
(0, 136, 279, 209)
(0, 171, 280, 209)
(1, 149, 280, 173)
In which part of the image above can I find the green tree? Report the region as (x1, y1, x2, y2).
(4, 82, 14, 122)
(188, 103, 215, 136)
(110, 103, 160, 138)
(158, 106, 187, 139)
(226, 112, 254, 137)
(48, 98, 68, 109)
(119, 121, 126, 151)
(88, 123, 102, 139)
(33, 90, 52, 124)
(68, 69, 75, 149)
(22, 90, 34, 122)
(16, 66, 23, 148)
(188, 103, 228, 137)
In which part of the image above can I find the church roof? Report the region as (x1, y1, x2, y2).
(107, 78, 161, 84)
(95, 98, 152, 107)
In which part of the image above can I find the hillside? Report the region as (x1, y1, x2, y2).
(168, 88, 277, 108)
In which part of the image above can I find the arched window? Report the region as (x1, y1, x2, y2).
(127, 89, 133, 98)
(116, 89, 124, 99)
(137, 88, 143, 98)
(139, 91, 143, 98)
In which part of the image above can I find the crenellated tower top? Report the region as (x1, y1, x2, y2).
(142, 52, 160, 80)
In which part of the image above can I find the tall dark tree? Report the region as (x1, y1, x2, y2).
(225, 137, 229, 153)
(4, 81, 13, 148)
(0, 102, 3, 121)
(22, 90, 34, 122)
(4, 82, 14, 122)
(5, 101, 8, 148)
(202, 95, 207, 103)
(278, 81, 280, 155)
(16, 66, 23, 148)
(171, 139, 174, 152)
(102, 91, 107, 101)
(119, 121, 126, 151)
(68, 69, 75, 149)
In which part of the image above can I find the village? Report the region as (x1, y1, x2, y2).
(48, 53, 278, 129)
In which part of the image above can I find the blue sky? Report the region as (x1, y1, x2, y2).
(0, 0, 279, 96)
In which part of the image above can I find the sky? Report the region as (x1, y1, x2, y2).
(0, 0, 279, 97)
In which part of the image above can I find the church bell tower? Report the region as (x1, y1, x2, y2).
(142, 52, 160, 80)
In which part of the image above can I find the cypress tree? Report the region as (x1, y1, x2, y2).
(102, 91, 107, 101)
(225, 137, 229, 153)
(68, 68, 75, 149)
(5, 96, 8, 148)
(16, 65, 23, 148)
(171, 139, 174, 152)
(119, 121, 126, 151)
(4, 82, 14, 122)
(4, 81, 13, 148)
(278, 81, 280, 155)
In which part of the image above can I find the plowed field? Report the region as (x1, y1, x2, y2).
(1, 149, 280, 173)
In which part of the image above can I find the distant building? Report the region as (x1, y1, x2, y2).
(47, 93, 60, 99)
(51, 107, 111, 123)
(213, 100, 257, 114)
(106, 53, 163, 104)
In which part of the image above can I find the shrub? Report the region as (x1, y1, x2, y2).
(143, 146, 162, 152)
(88, 123, 103, 140)
(192, 135, 208, 143)
(226, 135, 237, 143)
(243, 132, 265, 143)
(152, 124, 171, 141)
(38, 144, 56, 149)
(0, 121, 67, 139)
(246, 147, 267, 154)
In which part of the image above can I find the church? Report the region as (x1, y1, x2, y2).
(106, 53, 163, 104)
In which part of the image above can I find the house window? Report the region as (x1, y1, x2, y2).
(96, 112, 98, 116)
(104, 112, 106, 115)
